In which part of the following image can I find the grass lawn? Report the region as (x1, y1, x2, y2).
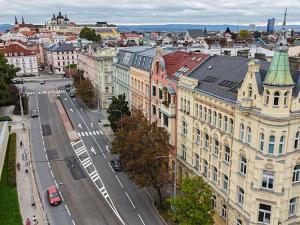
(0, 134, 22, 225)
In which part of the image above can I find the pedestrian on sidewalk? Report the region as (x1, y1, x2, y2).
(25, 218, 31, 225)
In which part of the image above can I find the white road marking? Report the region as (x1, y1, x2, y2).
(72, 219, 76, 225)
(65, 204, 71, 215)
(64, 98, 67, 101)
(70, 108, 73, 112)
(85, 132, 88, 136)
(81, 132, 85, 137)
(115, 175, 123, 188)
(100, 130, 103, 135)
(96, 131, 100, 135)
(108, 162, 114, 173)
(91, 147, 96, 155)
(45, 153, 48, 160)
(78, 123, 82, 129)
(92, 131, 96, 135)
(50, 170, 54, 178)
(54, 179, 58, 187)
(91, 123, 94, 128)
(48, 162, 51, 168)
(138, 213, 146, 225)
(125, 191, 136, 209)
(106, 145, 110, 153)
(89, 131, 92, 135)
(77, 132, 81, 137)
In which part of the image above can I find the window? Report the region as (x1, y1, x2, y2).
(105, 87, 109, 93)
(213, 111, 217, 126)
(199, 105, 203, 119)
(213, 137, 219, 156)
(237, 219, 243, 225)
(265, 90, 270, 105)
(181, 144, 186, 160)
(208, 109, 212, 123)
(240, 156, 247, 175)
(152, 85, 156, 96)
(180, 98, 183, 110)
(284, 91, 289, 107)
(262, 170, 274, 190)
(237, 186, 244, 206)
(223, 174, 228, 192)
(229, 118, 234, 134)
(204, 107, 207, 121)
(194, 153, 200, 170)
(187, 101, 190, 114)
(292, 164, 300, 183)
(184, 99, 186, 112)
(204, 133, 209, 149)
(212, 166, 218, 183)
(159, 89, 163, 99)
(163, 114, 168, 127)
(239, 123, 245, 141)
(246, 126, 252, 145)
(221, 205, 227, 219)
(152, 105, 156, 115)
(273, 91, 280, 106)
(218, 113, 222, 129)
(294, 132, 300, 150)
(195, 103, 199, 117)
(248, 86, 253, 97)
(289, 197, 297, 217)
(182, 121, 187, 135)
(268, 135, 275, 155)
(258, 203, 271, 224)
(278, 135, 285, 155)
(212, 195, 216, 208)
(259, 133, 264, 152)
(224, 116, 228, 132)
(195, 128, 201, 143)
(203, 160, 208, 177)
(224, 145, 230, 163)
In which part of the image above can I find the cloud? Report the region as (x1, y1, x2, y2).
(1, 0, 300, 25)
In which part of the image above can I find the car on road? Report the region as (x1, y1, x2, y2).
(11, 78, 23, 84)
(40, 80, 45, 85)
(70, 91, 75, 98)
(65, 83, 71, 88)
(47, 186, 62, 206)
(110, 159, 122, 171)
(65, 87, 71, 92)
(31, 109, 38, 118)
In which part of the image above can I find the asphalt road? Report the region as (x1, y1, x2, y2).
(28, 81, 123, 225)
(59, 90, 165, 225)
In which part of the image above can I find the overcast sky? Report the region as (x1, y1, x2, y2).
(1, 0, 300, 25)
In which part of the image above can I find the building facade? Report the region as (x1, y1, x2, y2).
(77, 47, 116, 109)
(0, 43, 38, 76)
(176, 15, 300, 225)
(45, 43, 77, 74)
(267, 18, 275, 35)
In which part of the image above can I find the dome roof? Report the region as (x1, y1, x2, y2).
(64, 14, 69, 21)
(57, 11, 64, 19)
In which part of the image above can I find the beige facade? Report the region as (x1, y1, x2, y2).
(176, 59, 300, 225)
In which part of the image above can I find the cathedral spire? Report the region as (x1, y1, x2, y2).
(15, 16, 18, 25)
(277, 8, 288, 52)
(22, 16, 25, 24)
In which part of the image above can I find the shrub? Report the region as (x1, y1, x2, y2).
(6, 133, 17, 187)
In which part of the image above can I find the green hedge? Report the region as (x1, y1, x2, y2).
(0, 116, 12, 122)
(7, 133, 16, 187)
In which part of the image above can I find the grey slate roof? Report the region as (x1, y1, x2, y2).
(188, 55, 270, 102)
(47, 43, 75, 52)
(116, 46, 151, 68)
(187, 29, 207, 38)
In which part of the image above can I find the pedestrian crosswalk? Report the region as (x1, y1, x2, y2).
(77, 130, 102, 137)
(26, 89, 66, 95)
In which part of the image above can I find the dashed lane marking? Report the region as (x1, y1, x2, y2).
(65, 204, 71, 215)
(125, 191, 136, 209)
(115, 175, 123, 188)
(138, 213, 146, 225)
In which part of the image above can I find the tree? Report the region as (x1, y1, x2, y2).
(79, 27, 101, 42)
(112, 109, 172, 209)
(0, 53, 19, 84)
(168, 176, 213, 225)
(239, 30, 251, 39)
(254, 31, 262, 38)
(107, 94, 130, 132)
(75, 79, 95, 106)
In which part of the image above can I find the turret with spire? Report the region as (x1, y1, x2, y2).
(263, 8, 294, 87)
(15, 16, 18, 25)
(21, 16, 25, 25)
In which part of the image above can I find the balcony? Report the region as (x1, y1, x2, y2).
(160, 101, 176, 117)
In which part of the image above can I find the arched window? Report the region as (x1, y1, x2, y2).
(239, 123, 245, 141)
(273, 91, 280, 106)
(292, 164, 300, 183)
(213, 111, 217, 127)
(248, 86, 253, 97)
(204, 107, 207, 121)
(229, 118, 234, 134)
(246, 126, 252, 145)
(195, 103, 199, 117)
(268, 135, 275, 154)
(279, 135, 285, 155)
(284, 92, 289, 107)
(294, 132, 300, 150)
(259, 133, 264, 152)
(208, 109, 212, 123)
(265, 90, 270, 105)
(240, 156, 247, 175)
(199, 105, 203, 119)
(180, 98, 183, 111)
(218, 113, 222, 129)
(184, 99, 186, 112)
(187, 100, 190, 114)
(182, 120, 187, 135)
(155, 61, 159, 74)
(224, 116, 228, 132)
(213, 136, 219, 156)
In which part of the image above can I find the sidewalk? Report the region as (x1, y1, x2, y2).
(11, 115, 46, 225)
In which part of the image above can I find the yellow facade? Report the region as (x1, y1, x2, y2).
(176, 60, 300, 225)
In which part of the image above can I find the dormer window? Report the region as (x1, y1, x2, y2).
(265, 90, 270, 105)
(273, 91, 280, 106)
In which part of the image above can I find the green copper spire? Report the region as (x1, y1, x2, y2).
(264, 9, 294, 86)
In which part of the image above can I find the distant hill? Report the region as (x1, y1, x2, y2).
(118, 24, 300, 32)
(0, 24, 12, 33)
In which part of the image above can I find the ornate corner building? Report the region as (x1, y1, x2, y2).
(176, 12, 300, 225)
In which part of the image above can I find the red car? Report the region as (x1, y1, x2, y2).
(47, 186, 62, 206)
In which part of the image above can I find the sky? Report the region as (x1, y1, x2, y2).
(1, 0, 300, 25)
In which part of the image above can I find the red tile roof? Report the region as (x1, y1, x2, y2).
(0, 44, 35, 57)
(163, 51, 209, 78)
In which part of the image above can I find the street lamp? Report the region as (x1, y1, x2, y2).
(107, 109, 123, 128)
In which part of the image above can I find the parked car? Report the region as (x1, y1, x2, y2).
(40, 80, 45, 85)
(65, 87, 70, 92)
(47, 186, 61, 206)
(65, 83, 71, 88)
(70, 91, 75, 98)
(31, 109, 38, 118)
(11, 78, 23, 84)
(110, 159, 122, 171)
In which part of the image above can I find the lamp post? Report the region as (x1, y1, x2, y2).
(107, 109, 123, 129)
